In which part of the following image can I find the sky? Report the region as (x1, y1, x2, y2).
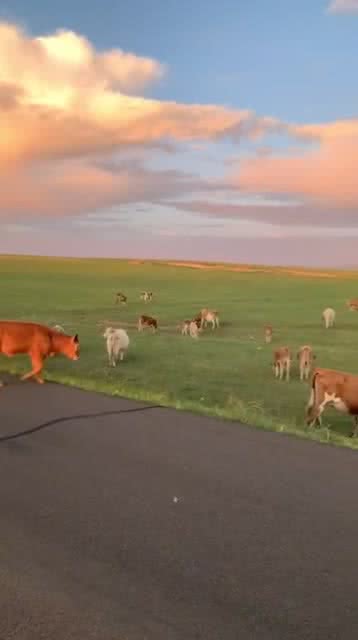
(1, 0, 358, 266)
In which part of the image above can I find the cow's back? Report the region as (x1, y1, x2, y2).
(0, 321, 51, 354)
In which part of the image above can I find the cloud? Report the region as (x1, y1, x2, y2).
(0, 160, 203, 218)
(167, 199, 358, 229)
(327, 0, 358, 13)
(0, 21, 284, 171)
(234, 120, 358, 209)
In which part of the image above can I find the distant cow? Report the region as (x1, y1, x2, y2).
(115, 292, 127, 305)
(138, 314, 157, 332)
(273, 347, 291, 381)
(305, 367, 358, 436)
(346, 299, 358, 312)
(140, 291, 153, 302)
(264, 325, 273, 343)
(297, 345, 316, 381)
(103, 327, 129, 366)
(200, 308, 219, 330)
(181, 320, 200, 339)
(322, 307, 335, 328)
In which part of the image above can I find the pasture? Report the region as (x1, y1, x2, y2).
(1, 254, 358, 449)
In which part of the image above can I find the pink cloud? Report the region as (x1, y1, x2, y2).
(327, 0, 358, 13)
(0, 161, 202, 218)
(235, 122, 358, 209)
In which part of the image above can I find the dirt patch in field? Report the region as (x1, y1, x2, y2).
(165, 261, 338, 279)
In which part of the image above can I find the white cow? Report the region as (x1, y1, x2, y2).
(103, 327, 130, 366)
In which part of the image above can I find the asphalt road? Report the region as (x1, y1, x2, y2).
(1, 373, 358, 640)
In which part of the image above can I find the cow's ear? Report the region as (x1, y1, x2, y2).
(73, 334, 79, 343)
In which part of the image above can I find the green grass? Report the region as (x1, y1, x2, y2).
(1, 254, 358, 450)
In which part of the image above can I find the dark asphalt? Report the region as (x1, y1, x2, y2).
(1, 374, 358, 640)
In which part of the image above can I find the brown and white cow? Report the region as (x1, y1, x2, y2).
(297, 345, 316, 381)
(138, 314, 158, 332)
(200, 308, 219, 330)
(140, 291, 153, 302)
(346, 298, 358, 312)
(273, 347, 291, 381)
(322, 307, 335, 328)
(264, 325, 273, 343)
(181, 320, 200, 338)
(305, 367, 358, 436)
(115, 292, 127, 305)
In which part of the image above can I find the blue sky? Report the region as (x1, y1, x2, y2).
(1, 0, 358, 265)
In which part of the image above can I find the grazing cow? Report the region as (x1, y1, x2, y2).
(264, 325, 273, 343)
(138, 314, 158, 332)
(192, 315, 202, 329)
(189, 321, 200, 339)
(0, 321, 79, 384)
(115, 292, 127, 305)
(180, 320, 191, 336)
(140, 291, 153, 302)
(305, 367, 358, 436)
(181, 319, 201, 338)
(200, 308, 220, 330)
(103, 327, 129, 366)
(346, 298, 358, 312)
(297, 345, 316, 381)
(322, 307, 336, 328)
(273, 346, 291, 381)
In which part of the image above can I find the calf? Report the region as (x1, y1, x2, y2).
(200, 308, 219, 330)
(297, 345, 316, 381)
(138, 314, 158, 332)
(0, 321, 79, 384)
(103, 327, 129, 366)
(322, 307, 335, 328)
(115, 292, 127, 305)
(305, 367, 358, 436)
(264, 325, 273, 343)
(273, 346, 291, 381)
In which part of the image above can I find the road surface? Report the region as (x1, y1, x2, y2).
(1, 373, 358, 639)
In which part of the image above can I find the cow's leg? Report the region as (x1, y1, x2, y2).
(286, 360, 290, 381)
(21, 352, 45, 384)
(120, 351, 124, 361)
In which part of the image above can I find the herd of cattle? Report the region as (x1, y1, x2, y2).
(2, 293, 358, 437)
(108, 293, 358, 437)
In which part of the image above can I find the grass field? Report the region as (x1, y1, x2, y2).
(1, 254, 358, 450)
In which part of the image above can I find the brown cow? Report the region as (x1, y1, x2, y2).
(347, 298, 358, 311)
(297, 345, 316, 381)
(264, 325, 273, 344)
(200, 308, 219, 330)
(305, 367, 358, 436)
(138, 314, 157, 332)
(0, 321, 79, 384)
(273, 346, 291, 381)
